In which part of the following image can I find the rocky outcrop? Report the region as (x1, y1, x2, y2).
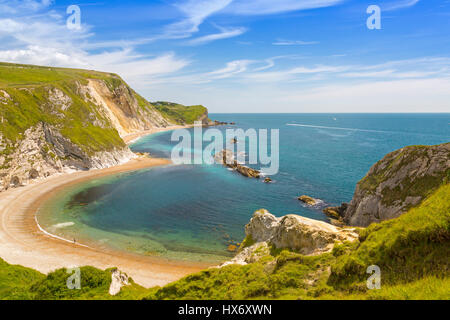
(220, 242, 270, 267)
(109, 269, 130, 296)
(243, 209, 357, 257)
(0, 122, 135, 192)
(298, 195, 317, 206)
(215, 149, 261, 179)
(342, 143, 450, 227)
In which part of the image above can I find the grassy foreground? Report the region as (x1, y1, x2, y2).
(1, 184, 447, 300)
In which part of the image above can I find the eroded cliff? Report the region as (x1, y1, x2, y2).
(342, 143, 450, 226)
(0, 62, 208, 191)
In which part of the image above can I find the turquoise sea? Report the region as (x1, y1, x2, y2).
(38, 114, 450, 263)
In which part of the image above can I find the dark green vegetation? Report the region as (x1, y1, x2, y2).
(0, 259, 148, 300)
(153, 101, 208, 125)
(145, 183, 450, 300)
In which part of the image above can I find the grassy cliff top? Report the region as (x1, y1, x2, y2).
(153, 101, 208, 125)
(0, 62, 120, 88)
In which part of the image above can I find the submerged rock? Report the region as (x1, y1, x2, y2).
(298, 195, 317, 206)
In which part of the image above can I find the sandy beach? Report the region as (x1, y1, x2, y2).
(122, 125, 194, 145)
(0, 128, 211, 288)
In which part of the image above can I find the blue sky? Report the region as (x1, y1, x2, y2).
(0, 0, 449, 112)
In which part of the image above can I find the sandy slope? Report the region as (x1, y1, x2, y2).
(0, 157, 209, 288)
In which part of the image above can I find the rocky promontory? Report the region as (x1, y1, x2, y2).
(223, 209, 358, 266)
(325, 143, 450, 227)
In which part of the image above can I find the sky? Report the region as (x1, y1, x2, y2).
(0, 0, 449, 113)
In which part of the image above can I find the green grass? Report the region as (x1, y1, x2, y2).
(0, 259, 45, 300)
(0, 63, 129, 155)
(153, 101, 208, 124)
(329, 183, 450, 290)
(0, 62, 118, 88)
(0, 259, 148, 300)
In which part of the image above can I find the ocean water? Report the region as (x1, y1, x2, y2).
(38, 114, 450, 263)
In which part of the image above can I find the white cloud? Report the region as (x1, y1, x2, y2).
(225, 0, 344, 15)
(0, 0, 53, 14)
(208, 60, 254, 79)
(0, 1, 190, 86)
(281, 77, 450, 112)
(166, 0, 233, 37)
(186, 26, 246, 45)
(273, 39, 319, 46)
(383, 0, 420, 11)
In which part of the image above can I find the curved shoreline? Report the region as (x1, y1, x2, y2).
(0, 157, 211, 288)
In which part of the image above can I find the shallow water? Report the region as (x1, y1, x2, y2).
(38, 114, 450, 263)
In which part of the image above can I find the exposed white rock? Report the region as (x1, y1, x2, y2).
(109, 269, 130, 296)
(220, 209, 358, 268)
(48, 87, 72, 111)
(219, 242, 270, 267)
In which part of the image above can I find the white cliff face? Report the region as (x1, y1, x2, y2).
(220, 209, 358, 267)
(85, 79, 170, 135)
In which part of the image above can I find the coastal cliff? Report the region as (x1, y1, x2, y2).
(0, 62, 208, 191)
(332, 143, 450, 227)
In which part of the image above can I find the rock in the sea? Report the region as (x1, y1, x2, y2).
(215, 149, 261, 179)
(245, 209, 358, 256)
(323, 203, 347, 220)
(264, 177, 272, 183)
(298, 195, 317, 206)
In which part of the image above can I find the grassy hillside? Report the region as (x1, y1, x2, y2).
(153, 101, 208, 125)
(144, 183, 450, 300)
(0, 258, 148, 300)
(0, 64, 122, 153)
(0, 62, 207, 156)
(0, 258, 45, 300)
